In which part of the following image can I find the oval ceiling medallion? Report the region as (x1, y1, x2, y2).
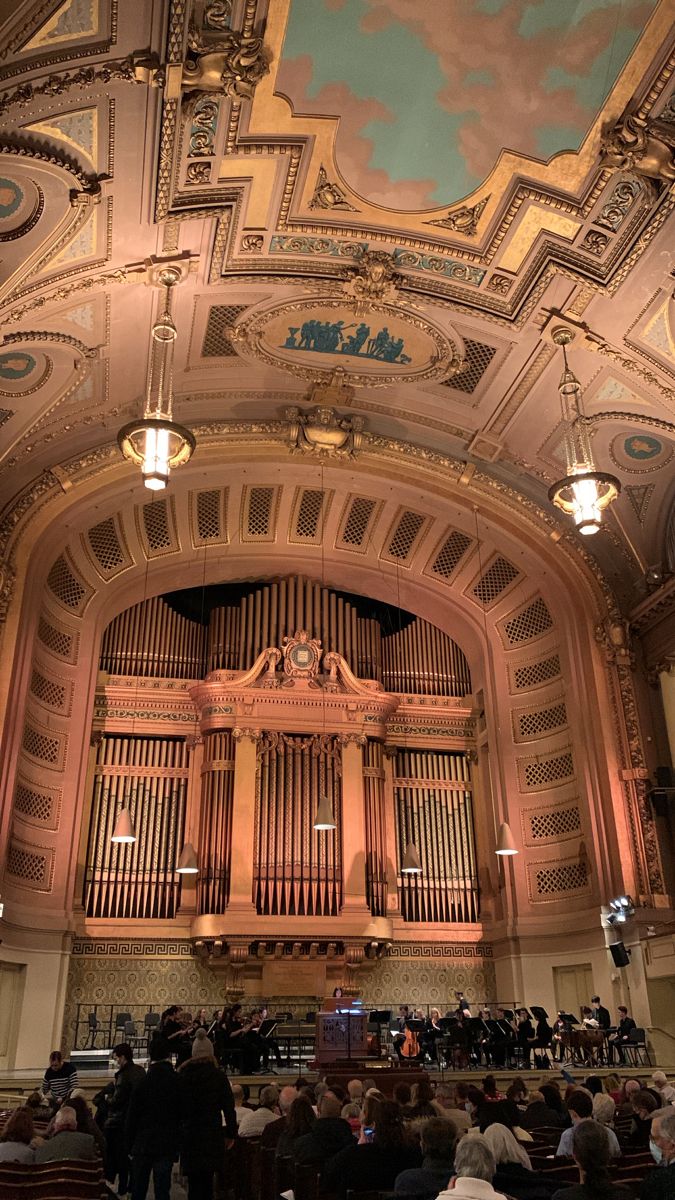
(609, 430, 673, 474)
(0, 175, 43, 242)
(231, 297, 461, 387)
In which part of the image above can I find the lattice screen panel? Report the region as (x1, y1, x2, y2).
(37, 614, 78, 663)
(29, 668, 70, 714)
(519, 749, 575, 791)
(290, 488, 330, 544)
(46, 554, 91, 614)
(84, 516, 131, 578)
(202, 304, 247, 357)
(471, 556, 520, 606)
(524, 804, 581, 844)
(427, 530, 473, 580)
(441, 339, 497, 394)
(241, 486, 279, 542)
(382, 510, 427, 564)
(501, 597, 553, 646)
(21, 722, 65, 769)
(6, 839, 54, 891)
(191, 488, 229, 546)
(337, 496, 379, 551)
(139, 497, 179, 556)
(510, 654, 562, 692)
(13, 778, 61, 830)
(514, 700, 568, 742)
(531, 860, 589, 899)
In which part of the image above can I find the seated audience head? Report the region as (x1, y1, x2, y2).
(652, 1071, 673, 1095)
(478, 1099, 519, 1134)
(54, 1106, 77, 1132)
(362, 1091, 384, 1130)
(603, 1074, 621, 1094)
(420, 1116, 457, 1162)
(454, 1082, 469, 1103)
(453, 1134, 496, 1182)
(362, 1077, 377, 1093)
(433, 1084, 455, 1110)
(540, 1084, 564, 1114)
(567, 1090, 593, 1123)
(0, 1107, 34, 1145)
(411, 1078, 434, 1106)
(342, 1102, 361, 1119)
(466, 1086, 485, 1119)
(621, 1078, 641, 1103)
(482, 1122, 532, 1170)
(231, 1084, 244, 1105)
(69, 1095, 94, 1129)
(571, 1118, 614, 1188)
(314, 1081, 328, 1106)
(288, 1094, 316, 1137)
(260, 1085, 280, 1111)
(347, 1079, 363, 1103)
(482, 1075, 499, 1098)
(506, 1079, 527, 1105)
(632, 1089, 659, 1120)
(113, 1041, 134, 1067)
(279, 1085, 298, 1114)
(584, 1075, 603, 1096)
(651, 1109, 675, 1164)
(319, 1091, 342, 1119)
(393, 1081, 412, 1107)
(592, 1093, 615, 1126)
(373, 1100, 404, 1148)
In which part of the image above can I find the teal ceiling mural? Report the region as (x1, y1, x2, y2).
(277, 0, 658, 208)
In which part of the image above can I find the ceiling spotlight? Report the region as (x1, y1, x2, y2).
(548, 328, 620, 535)
(609, 895, 635, 920)
(118, 268, 195, 490)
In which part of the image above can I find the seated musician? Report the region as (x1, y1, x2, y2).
(532, 1013, 552, 1068)
(607, 1004, 636, 1064)
(392, 1005, 411, 1061)
(590, 995, 611, 1031)
(489, 1008, 513, 1069)
(421, 1008, 443, 1063)
(454, 990, 471, 1015)
(551, 1011, 569, 1062)
(516, 1008, 535, 1067)
(580, 1005, 598, 1027)
(223, 1003, 259, 1074)
(249, 1007, 284, 1072)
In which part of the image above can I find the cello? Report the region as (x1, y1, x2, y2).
(401, 1011, 421, 1059)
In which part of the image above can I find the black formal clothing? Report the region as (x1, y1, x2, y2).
(178, 1057, 237, 1178)
(127, 1058, 180, 1200)
(294, 1117, 355, 1166)
(552, 1185, 632, 1200)
(517, 1017, 535, 1065)
(608, 1016, 636, 1064)
(591, 1006, 611, 1031)
(395, 1155, 455, 1199)
(493, 1162, 557, 1200)
(521, 1100, 566, 1130)
(324, 1141, 422, 1199)
(639, 1163, 675, 1200)
(224, 1018, 258, 1073)
(104, 1060, 146, 1194)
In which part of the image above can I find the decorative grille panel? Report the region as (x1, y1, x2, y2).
(86, 517, 127, 575)
(339, 496, 377, 548)
(529, 806, 581, 841)
(517, 702, 567, 740)
(429, 530, 472, 579)
(196, 489, 221, 540)
(294, 489, 324, 540)
(6, 843, 50, 888)
(202, 304, 247, 357)
(441, 339, 497, 394)
(22, 723, 62, 766)
(243, 486, 277, 540)
(472, 556, 520, 605)
(534, 861, 588, 896)
(14, 781, 57, 827)
(521, 750, 575, 791)
(30, 669, 67, 712)
(142, 499, 173, 551)
(37, 616, 75, 661)
(383, 510, 426, 563)
(512, 654, 561, 691)
(46, 554, 90, 613)
(503, 597, 553, 645)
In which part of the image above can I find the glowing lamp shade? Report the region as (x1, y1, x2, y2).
(176, 842, 199, 874)
(117, 417, 195, 492)
(549, 471, 620, 536)
(401, 841, 422, 874)
(495, 822, 518, 856)
(313, 794, 336, 831)
(111, 807, 136, 844)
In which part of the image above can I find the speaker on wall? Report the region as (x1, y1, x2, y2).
(609, 941, 630, 967)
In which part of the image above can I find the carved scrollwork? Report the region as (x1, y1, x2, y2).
(343, 250, 401, 306)
(183, 27, 269, 100)
(600, 110, 675, 184)
(308, 166, 358, 212)
(425, 195, 490, 237)
(285, 400, 365, 460)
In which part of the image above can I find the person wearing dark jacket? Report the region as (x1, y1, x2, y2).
(552, 1118, 632, 1200)
(104, 1042, 146, 1197)
(394, 1116, 456, 1199)
(178, 1028, 237, 1200)
(323, 1099, 421, 1199)
(126, 1037, 179, 1200)
(521, 1091, 566, 1131)
(293, 1091, 354, 1166)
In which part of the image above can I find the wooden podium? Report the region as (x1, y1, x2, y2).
(315, 1002, 368, 1065)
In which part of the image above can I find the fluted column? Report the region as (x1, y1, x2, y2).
(382, 747, 401, 916)
(339, 734, 369, 913)
(230, 727, 258, 914)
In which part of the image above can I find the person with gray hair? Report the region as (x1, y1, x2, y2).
(262, 1085, 298, 1148)
(34, 1105, 98, 1163)
(238, 1084, 280, 1137)
(435, 1134, 501, 1200)
(640, 1108, 675, 1200)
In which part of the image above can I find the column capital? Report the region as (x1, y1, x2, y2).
(338, 732, 367, 748)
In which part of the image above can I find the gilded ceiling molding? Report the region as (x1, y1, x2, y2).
(425, 197, 490, 238)
(1, 330, 100, 360)
(600, 109, 675, 185)
(0, 137, 98, 191)
(308, 167, 358, 213)
(0, 57, 139, 118)
(0, 261, 147, 325)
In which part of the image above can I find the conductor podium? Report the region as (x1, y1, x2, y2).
(315, 998, 368, 1065)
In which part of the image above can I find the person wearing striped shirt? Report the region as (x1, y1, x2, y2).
(42, 1050, 79, 1102)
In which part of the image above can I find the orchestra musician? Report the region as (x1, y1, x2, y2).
(249, 1007, 284, 1071)
(455, 991, 471, 1015)
(490, 1007, 515, 1069)
(590, 995, 611, 1031)
(532, 1012, 553, 1068)
(222, 1003, 259, 1074)
(392, 1005, 411, 1061)
(607, 1005, 636, 1065)
(421, 1008, 443, 1063)
(160, 1005, 192, 1065)
(552, 1011, 570, 1062)
(516, 1008, 536, 1067)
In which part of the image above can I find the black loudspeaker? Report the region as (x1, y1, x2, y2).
(609, 941, 630, 967)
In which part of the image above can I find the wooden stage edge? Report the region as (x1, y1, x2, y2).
(0, 1064, 666, 1104)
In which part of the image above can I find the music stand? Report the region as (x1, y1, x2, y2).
(368, 1010, 391, 1059)
(530, 1005, 549, 1021)
(561, 1012, 579, 1025)
(258, 1019, 278, 1039)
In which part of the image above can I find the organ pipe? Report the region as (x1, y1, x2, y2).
(83, 734, 188, 919)
(197, 731, 234, 915)
(394, 749, 478, 923)
(100, 598, 207, 678)
(363, 740, 387, 917)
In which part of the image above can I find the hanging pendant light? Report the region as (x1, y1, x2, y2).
(111, 807, 136, 844)
(495, 822, 518, 856)
(548, 328, 619, 535)
(401, 840, 422, 874)
(118, 267, 195, 490)
(176, 842, 199, 874)
(313, 792, 336, 831)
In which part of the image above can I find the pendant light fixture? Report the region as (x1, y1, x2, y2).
(314, 792, 336, 831)
(111, 806, 135, 844)
(176, 842, 199, 874)
(495, 822, 518, 855)
(401, 841, 423, 874)
(548, 327, 620, 535)
(118, 266, 195, 490)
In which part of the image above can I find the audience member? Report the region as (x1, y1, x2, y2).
(483, 1123, 552, 1200)
(69, 1093, 106, 1157)
(347, 1079, 364, 1106)
(394, 1116, 457, 1199)
(293, 1091, 354, 1166)
(640, 1108, 675, 1199)
(651, 1072, 675, 1105)
(177, 1027, 237, 1200)
(552, 1117, 632, 1200)
(126, 1036, 179, 1200)
(41, 1050, 78, 1102)
(521, 1090, 564, 1130)
(506, 1080, 529, 1110)
(25, 1090, 55, 1118)
(556, 1093, 620, 1158)
(432, 1083, 472, 1131)
(617, 1079, 641, 1117)
(482, 1075, 505, 1101)
(436, 1134, 501, 1200)
(604, 1075, 622, 1102)
(276, 1094, 316, 1159)
(405, 1079, 437, 1120)
(394, 1081, 412, 1108)
(592, 1093, 616, 1128)
(323, 1099, 421, 1198)
(238, 1084, 279, 1137)
(262, 1085, 297, 1148)
(478, 1098, 532, 1143)
(341, 1102, 362, 1134)
(465, 1086, 485, 1124)
(584, 1077, 604, 1097)
(231, 1083, 248, 1127)
(34, 1105, 97, 1162)
(104, 1041, 145, 1197)
(540, 1083, 568, 1126)
(630, 1090, 659, 1148)
(0, 1107, 35, 1164)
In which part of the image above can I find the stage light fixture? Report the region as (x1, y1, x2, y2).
(176, 842, 199, 874)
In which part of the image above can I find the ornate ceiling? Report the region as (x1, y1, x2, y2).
(1, 0, 674, 615)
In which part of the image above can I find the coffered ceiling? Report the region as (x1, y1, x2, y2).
(1, 0, 674, 614)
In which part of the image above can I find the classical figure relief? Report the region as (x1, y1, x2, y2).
(285, 403, 365, 460)
(600, 110, 675, 184)
(343, 250, 401, 306)
(182, 26, 269, 99)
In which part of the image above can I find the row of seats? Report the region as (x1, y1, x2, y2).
(0, 1160, 106, 1199)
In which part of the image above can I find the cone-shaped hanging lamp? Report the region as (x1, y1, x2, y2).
(313, 793, 336, 831)
(111, 807, 136, 844)
(176, 842, 199, 874)
(496, 822, 518, 855)
(401, 840, 422, 874)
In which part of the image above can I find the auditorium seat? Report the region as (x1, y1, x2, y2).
(0, 1159, 107, 1198)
